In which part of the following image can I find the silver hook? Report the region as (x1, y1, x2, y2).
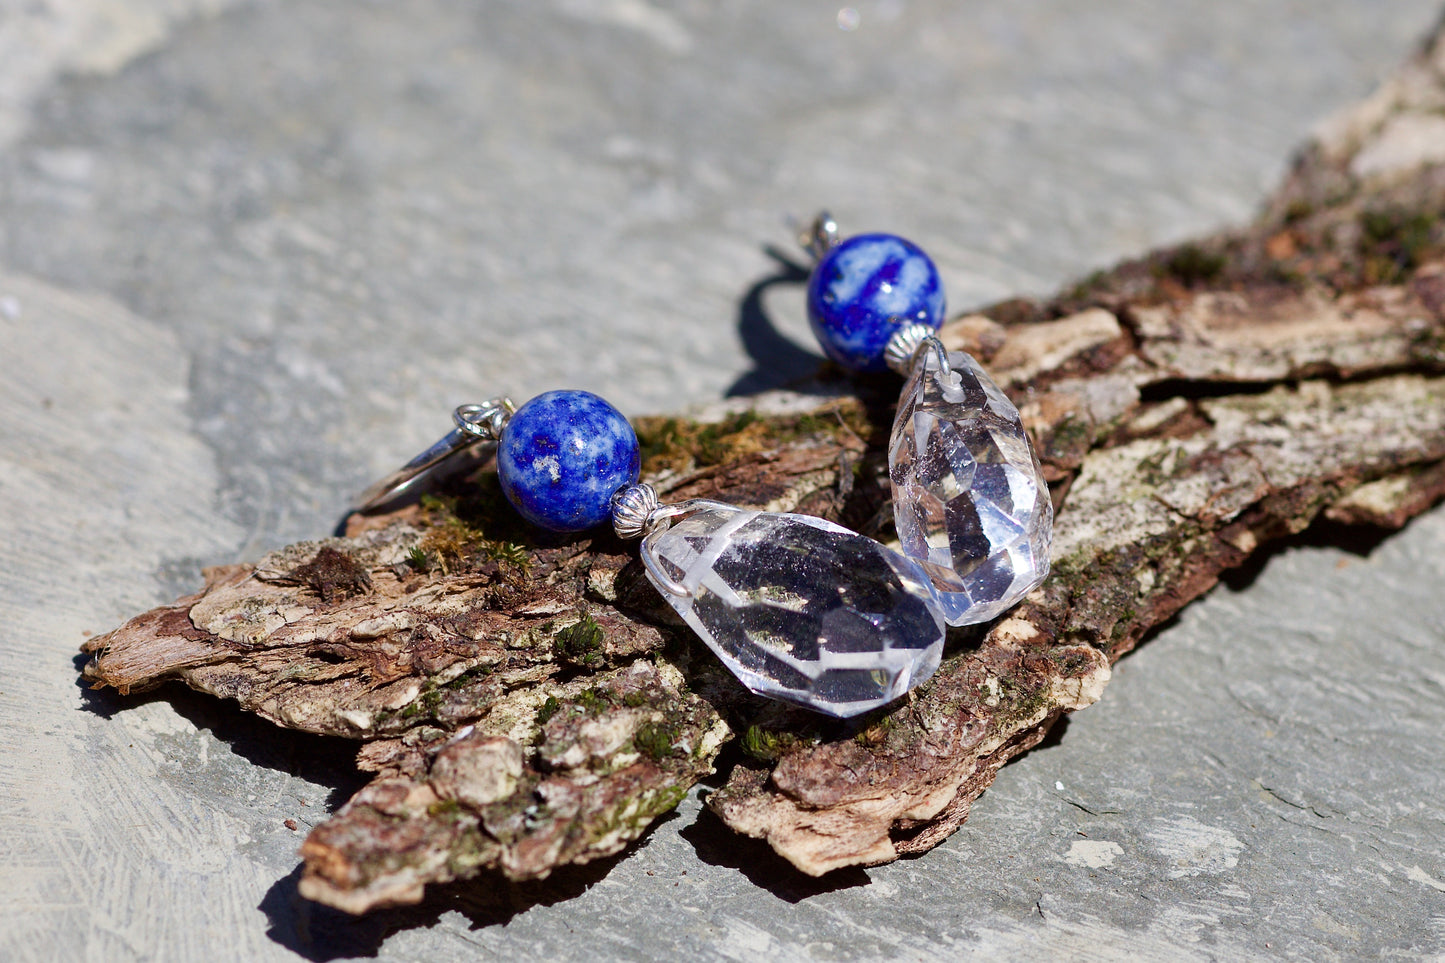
(351, 397, 516, 513)
(919, 334, 954, 381)
(883, 327, 965, 392)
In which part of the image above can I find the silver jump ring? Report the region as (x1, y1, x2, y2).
(454, 399, 515, 440)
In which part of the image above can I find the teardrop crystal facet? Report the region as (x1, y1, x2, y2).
(642, 504, 945, 718)
(889, 347, 1053, 625)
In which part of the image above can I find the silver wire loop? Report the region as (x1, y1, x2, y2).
(454, 401, 513, 439)
(799, 211, 839, 262)
(351, 397, 515, 513)
(920, 334, 965, 390)
(885, 329, 964, 392)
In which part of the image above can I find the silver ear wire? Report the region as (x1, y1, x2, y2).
(352, 398, 515, 512)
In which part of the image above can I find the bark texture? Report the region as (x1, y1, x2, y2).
(83, 32, 1445, 912)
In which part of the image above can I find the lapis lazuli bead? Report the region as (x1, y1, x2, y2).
(806, 233, 945, 373)
(497, 390, 641, 533)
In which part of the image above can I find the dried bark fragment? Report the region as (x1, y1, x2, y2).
(297, 659, 728, 912)
(1325, 459, 1445, 528)
(82, 410, 864, 909)
(81, 30, 1445, 905)
(278, 545, 374, 604)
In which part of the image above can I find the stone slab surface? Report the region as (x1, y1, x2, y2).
(1, 1, 1442, 959)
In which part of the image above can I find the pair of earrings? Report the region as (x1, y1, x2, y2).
(357, 214, 1052, 718)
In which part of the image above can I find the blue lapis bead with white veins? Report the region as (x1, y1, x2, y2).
(807, 232, 945, 373)
(498, 390, 640, 532)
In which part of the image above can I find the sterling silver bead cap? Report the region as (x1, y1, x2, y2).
(611, 483, 661, 540)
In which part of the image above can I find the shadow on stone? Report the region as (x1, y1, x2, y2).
(168, 689, 370, 810)
(260, 814, 677, 960)
(1028, 712, 1071, 755)
(261, 866, 397, 963)
(725, 246, 826, 397)
(73, 656, 369, 810)
(679, 802, 871, 902)
(1219, 518, 1398, 594)
(73, 650, 145, 721)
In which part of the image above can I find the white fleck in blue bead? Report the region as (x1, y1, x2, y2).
(807, 233, 945, 373)
(497, 390, 641, 532)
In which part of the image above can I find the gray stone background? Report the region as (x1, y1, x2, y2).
(2, 0, 1443, 959)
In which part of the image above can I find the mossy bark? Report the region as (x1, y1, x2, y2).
(83, 30, 1445, 911)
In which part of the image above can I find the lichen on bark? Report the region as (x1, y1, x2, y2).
(82, 30, 1445, 912)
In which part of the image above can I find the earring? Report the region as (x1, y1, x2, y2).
(357, 389, 946, 719)
(800, 212, 1053, 626)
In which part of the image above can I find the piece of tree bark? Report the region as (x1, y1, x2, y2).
(82, 29, 1445, 912)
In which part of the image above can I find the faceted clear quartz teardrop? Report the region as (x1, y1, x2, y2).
(642, 504, 944, 718)
(889, 347, 1053, 625)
